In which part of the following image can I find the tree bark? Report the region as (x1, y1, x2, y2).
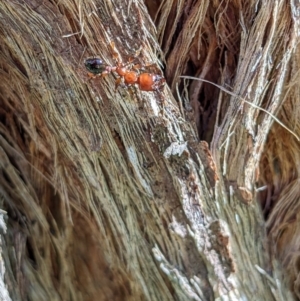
(0, 0, 299, 300)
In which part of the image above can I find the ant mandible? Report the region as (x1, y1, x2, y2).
(84, 43, 165, 92)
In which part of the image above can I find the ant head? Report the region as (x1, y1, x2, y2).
(84, 58, 107, 75)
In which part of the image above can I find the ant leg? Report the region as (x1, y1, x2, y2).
(110, 41, 123, 66)
(87, 72, 97, 79)
(132, 63, 142, 71)
(133, 46, 142, 58)
(126, 46, 142, 65)
(115, 77, 123, 90)
(145, 63, 163, 75)
(87, 70, 110, 81)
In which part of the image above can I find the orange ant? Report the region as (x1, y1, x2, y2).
(84, 44, 165, 92)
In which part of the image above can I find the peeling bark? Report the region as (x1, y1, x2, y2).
(0, 0, 299, 300)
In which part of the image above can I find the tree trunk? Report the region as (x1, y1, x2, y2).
(0, 0, 299, 300)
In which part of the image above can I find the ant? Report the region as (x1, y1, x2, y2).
(84, 44, 165, 92)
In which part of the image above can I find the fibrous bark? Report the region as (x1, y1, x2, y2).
(0, 0, 299, 300)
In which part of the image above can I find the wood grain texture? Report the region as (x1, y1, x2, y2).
(0, 0, 299, 300)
